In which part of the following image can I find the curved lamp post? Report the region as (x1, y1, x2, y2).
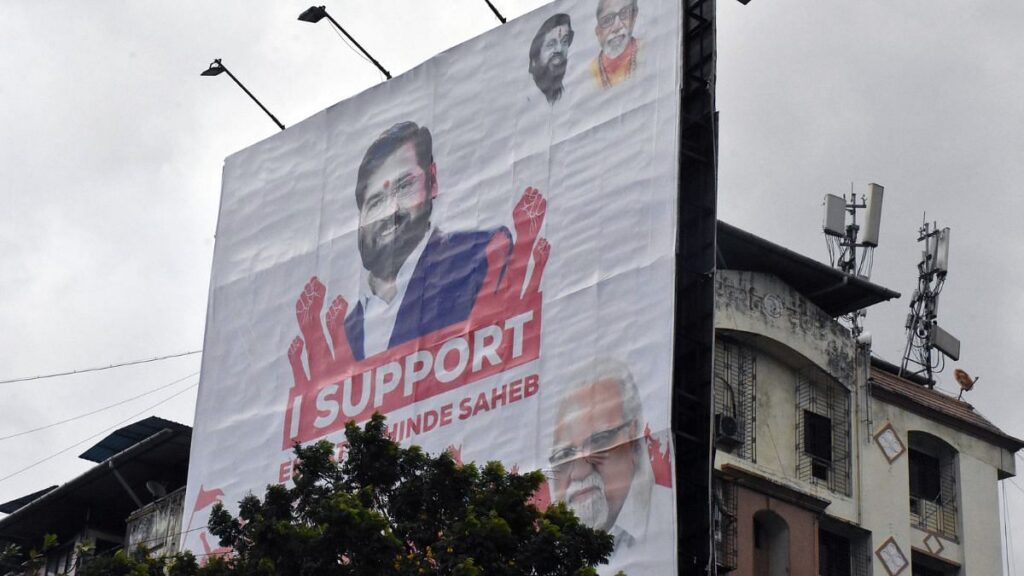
(201, 59, 285, 131)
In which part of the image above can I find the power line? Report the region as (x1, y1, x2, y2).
(1007, 476, 1024, 498)
(0, 378, 199, 485)
(0, 371, 200, 442)
(0, 350, 201, 385)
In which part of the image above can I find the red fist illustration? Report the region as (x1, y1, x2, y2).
(284, 277, 363, 446)
(473, 187, 550, 321)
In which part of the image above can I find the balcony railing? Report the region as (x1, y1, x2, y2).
(910, 494, 957, 541)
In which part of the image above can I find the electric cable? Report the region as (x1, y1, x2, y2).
(0, 350, 201, 385)
(329, 24, 375, 69)
(0, 378, 199, 485)
(1010, 479, 1024, 497)
(0, 370, 200, 442)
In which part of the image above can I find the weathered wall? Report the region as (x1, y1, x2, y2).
(716, 270, 855, 388)
(126, 487, 185, 557)
(863, 399, 1012, 575)
(734, 486, 819, 576)
(715, 270, 859, 523)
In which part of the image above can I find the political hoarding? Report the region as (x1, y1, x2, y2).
(182, 0, 682, 573)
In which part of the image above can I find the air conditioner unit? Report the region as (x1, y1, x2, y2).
(715, 414, 743, 450)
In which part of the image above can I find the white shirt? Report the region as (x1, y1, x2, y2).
(610, 447, 655, 552)
(359, 228, 433, 358)
(604, 455, 675, 575)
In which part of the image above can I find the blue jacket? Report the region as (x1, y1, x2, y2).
(344, 228, 510, 361)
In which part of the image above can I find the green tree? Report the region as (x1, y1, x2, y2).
(82, 414, 617, 576)
(204, 414, 613, 575)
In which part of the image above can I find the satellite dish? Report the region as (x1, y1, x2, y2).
(954, 368, 978, 400)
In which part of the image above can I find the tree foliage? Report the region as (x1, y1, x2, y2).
(79, 414, 616, 576)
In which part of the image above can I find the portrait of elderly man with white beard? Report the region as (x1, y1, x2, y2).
(590, 0, 639, 88)
(548, 360, 655, 551)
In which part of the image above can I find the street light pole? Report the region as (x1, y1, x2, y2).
(483, 0, 506, 24)
(298, 6, 391, 80)
(201, 59, 285, 132)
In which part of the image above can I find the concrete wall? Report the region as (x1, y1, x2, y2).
(715, 270, 859, 523)
(126, 487, 185, 557)
(734, 485, 819, 576)
(863, 399, 1012, 575)
(716, 270, 855, 388)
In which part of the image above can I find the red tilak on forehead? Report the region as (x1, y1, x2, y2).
(383, 179, 391, 191)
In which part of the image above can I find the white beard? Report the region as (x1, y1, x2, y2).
(566, 472, 610, 529)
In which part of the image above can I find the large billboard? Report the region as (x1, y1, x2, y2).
(182, 0, 681, 573)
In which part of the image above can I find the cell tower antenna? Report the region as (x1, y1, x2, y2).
(899, 217, 959, 388)
(822, 183, 885, 337)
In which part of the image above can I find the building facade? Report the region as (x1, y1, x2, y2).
(712, 223, 1023, 576)
(0, 417, 190, 575)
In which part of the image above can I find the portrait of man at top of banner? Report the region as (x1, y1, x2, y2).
(529, 13, 574, 105)
(347, 121, 510, 360)
(591, 0, 639, 89)
(549, 360, 659, 552)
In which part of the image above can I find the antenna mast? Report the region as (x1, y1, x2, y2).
(822, 183, 885, 337)
(899, 218, 959, 387)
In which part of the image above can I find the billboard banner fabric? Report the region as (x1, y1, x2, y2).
(182, 0, 681, 573)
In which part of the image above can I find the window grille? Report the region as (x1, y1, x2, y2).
(819, 527, 872, 576)
(714, 338, 756, 462)
(795, 371, 851, 495)
(852, 535, 872, 576)
(713, 476, 738, 572)
(909, 448, 958, 540)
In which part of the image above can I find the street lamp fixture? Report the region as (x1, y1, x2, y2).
(200, 59, 285, 131)
(297, 5, 391, 80)
(201, 61, 226, 77)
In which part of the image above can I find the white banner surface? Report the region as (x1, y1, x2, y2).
(183, 0, 681, 573)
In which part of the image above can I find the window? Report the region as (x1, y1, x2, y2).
(714, 338, 756, 461)
(804, 410, 832, 480)
(713, 477, 738, 572)
(795, 371, 851, 495)
(907, 432, 958, 540)
(909, 450, 941, 503)
(819, 529, 851, 576)
(911, 550, 959, 576)
(819, 527, 871, 576)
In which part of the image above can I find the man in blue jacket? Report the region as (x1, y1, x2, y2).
(344, 121, 508, 361)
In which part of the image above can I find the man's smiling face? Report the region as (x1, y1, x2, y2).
(357, 141, 435, 281)
(595, 0, 637, 59)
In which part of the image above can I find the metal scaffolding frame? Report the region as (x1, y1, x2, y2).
(673, 0, 718, 573)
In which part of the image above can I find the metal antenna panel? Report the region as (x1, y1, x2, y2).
(821, 183, 885, 337)
(899, 218, 960, 387)
(860, 183, 884, 247)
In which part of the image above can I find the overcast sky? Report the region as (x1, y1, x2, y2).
(2, 0, 1023, 570)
